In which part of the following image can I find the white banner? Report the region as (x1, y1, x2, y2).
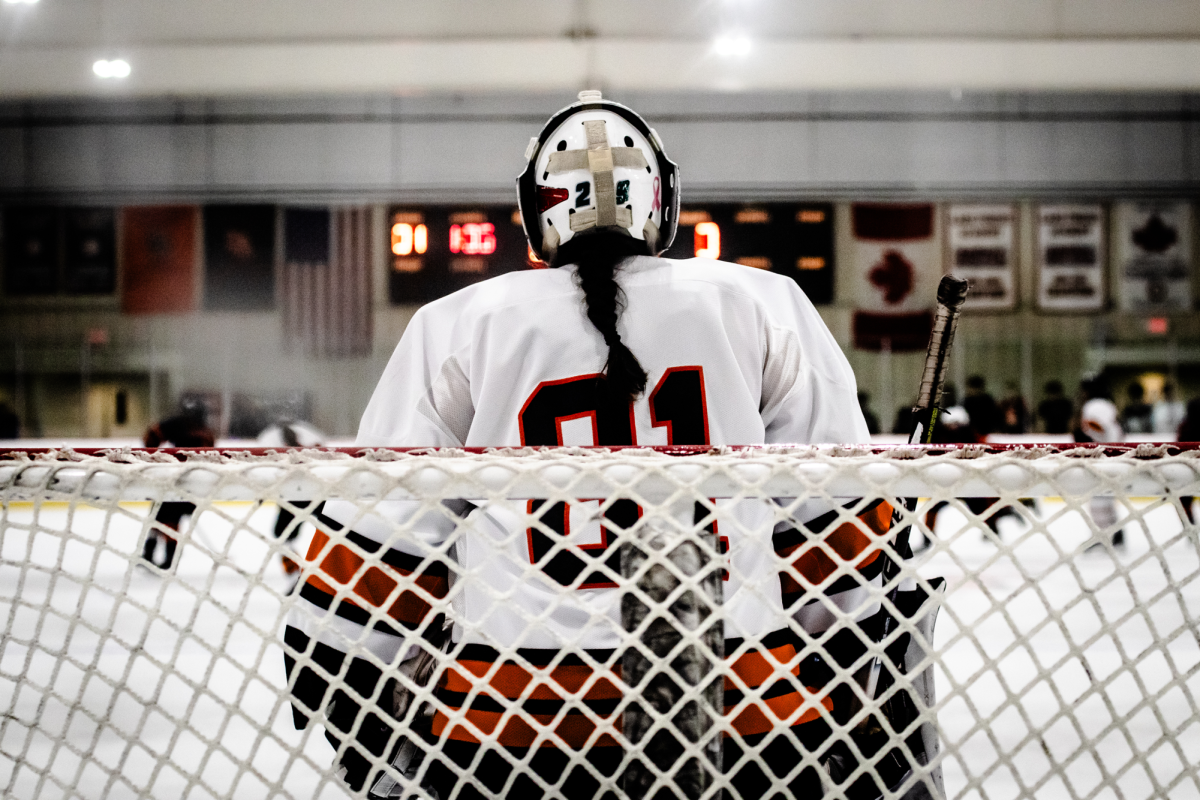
(1036, 204, 1106, 312)
(946, 204, 1017, 311)
(1115, 201, 1193, 313)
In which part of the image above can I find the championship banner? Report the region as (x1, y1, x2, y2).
(64, 208, 116, 295)
(203, 205, 276, 311)
(121, 207, 198, 314)
(1036, 204, 1106, 312)
(3, 207, 59, 296)
(946, 204, 1016, 311)
(1115, 201, 1193, 313)
(851, 203, 940, 351)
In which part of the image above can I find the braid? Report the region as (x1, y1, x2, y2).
(553, 233, 649, 402)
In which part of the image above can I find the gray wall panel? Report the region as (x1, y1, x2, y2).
(104, 125, 192, 189)
(243, 122, 395, 188)
(1126, 122, 1185, 183)
(1, 91, 1198, 201)
(996, 122, 1056, 187)
(1047, 122, 1130, 184)
(207, 124, 258, 188)
(0, 129, 24, 188)
(26, 127, 106, 189)
(1190, 122, 1200, 181)
(394, 121, 531, 189)
(656, 121, 814, 187)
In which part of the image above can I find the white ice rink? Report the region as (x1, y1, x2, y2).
(2, 497, 1198, 799)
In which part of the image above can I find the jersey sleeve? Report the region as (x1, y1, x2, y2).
(757, 279, 870, 446)
(358, 302, 476, 448)
(283, 302, 473, 791)
(751, 278, 893, 666)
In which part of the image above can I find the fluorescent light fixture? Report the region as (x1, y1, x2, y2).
(3, 0, 41, 5)
(93, 59, 131, 79)
(714, 34, 752, 57)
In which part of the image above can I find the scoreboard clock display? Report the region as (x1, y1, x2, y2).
(388, 202, 835, 305)
(388, 206, 534, 303)
(662, 203, 835, 305)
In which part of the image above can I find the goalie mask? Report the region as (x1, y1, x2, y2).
(517, 90, 680, 263)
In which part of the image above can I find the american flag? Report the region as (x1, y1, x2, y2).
(282, 207, 372, 358)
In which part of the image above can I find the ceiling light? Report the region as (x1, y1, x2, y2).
(93, 59, 131, 79)
(3, 0, 41, 5)
(714, 35, 752, 58)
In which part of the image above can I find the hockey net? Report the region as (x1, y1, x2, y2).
(1, 444, 1198, 800)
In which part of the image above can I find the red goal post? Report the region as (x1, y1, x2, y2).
(5, 441, 1199, 501)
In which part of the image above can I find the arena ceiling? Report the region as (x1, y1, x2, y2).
(2, 0, 1200, 98)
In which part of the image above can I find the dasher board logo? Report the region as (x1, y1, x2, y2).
(946, 204, 1017, 311)
(1115, 201, 1193, 313)
(1036, 204, 1106, 312)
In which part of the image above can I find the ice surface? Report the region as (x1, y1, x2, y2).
(2, 496, 1198, 799)
(1, 501, 351, 800)
(922, 498, 1200, 800)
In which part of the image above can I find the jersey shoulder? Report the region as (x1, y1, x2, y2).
(412, 268, 578, 323)
(635, 256, 812, 302)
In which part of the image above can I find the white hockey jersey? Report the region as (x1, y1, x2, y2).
(285, 256, 886, 757)
(1080, 397, 1124, 443)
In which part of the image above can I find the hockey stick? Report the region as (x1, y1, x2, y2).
(850, 275, 967, 797)
(867, 274, 968, 669)
(907, 275, 970, 446)
(874, 275, 968, 676)
(852, 275, 966, 697)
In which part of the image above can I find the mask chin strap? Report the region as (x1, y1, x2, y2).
(543, 222, 561, 261)
(642, 220, 659, 253)
(545, 119, 649, 235)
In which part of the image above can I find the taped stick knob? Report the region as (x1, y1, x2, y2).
(937, 274, 970, 309)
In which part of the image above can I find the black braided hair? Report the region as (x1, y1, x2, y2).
(552, 232, 650, 403)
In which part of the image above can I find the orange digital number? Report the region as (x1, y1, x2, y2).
(694, 222, 720, 259)
(391, 223, 428, 256)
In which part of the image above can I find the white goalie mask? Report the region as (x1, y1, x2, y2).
(517, 90, 680, 263)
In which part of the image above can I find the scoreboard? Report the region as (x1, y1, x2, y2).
(387, 207, 533, 303)
(661, 203, 835, 304)
(387, 202, 835, 305)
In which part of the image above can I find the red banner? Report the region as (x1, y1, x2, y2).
(850, 203, 940, 352)
(121, 207, 198, 314)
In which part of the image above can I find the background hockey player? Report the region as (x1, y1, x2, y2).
(257, 418, 325, 585)
(283, 91, 900, 799)
(140, 398, 215, 570)
(1074, 375, 1126, 550)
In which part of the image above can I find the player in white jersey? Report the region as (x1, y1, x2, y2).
(283, 91, 895, 799)
(1076, 376, 1126, 549)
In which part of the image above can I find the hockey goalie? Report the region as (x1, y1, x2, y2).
(281, 91, 938, 800)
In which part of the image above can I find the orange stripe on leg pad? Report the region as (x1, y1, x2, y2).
(443, 661, 623, 700)
(302, 529, 446, 625)
(723, 644, 799, 690)
(726, 690, 833, 736)
(782, 501, 893, 589)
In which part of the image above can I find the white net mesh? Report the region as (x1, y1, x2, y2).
(2, 445, 1198, 800)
